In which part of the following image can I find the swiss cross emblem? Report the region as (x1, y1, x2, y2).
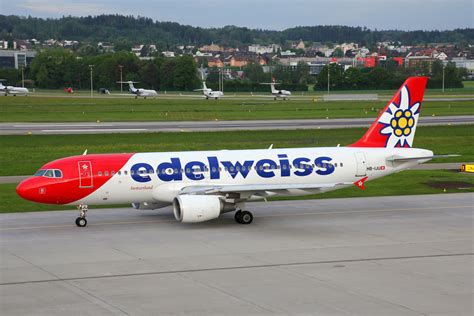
(354, 176, 369, 191)
(82, 164, 88, 170)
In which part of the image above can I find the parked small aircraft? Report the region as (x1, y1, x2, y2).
(262, 80, 291, 100)
(118, 81, 158, 99)
(0, 80, 29, 96)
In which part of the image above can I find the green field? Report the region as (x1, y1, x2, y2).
(0, 125, 472, 177)
(0, 94, 472, 122)
(1, 169, 472, 213)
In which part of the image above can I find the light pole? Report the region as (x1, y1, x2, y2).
(21, 67, 24, 88)
(89, 64, 93, 98)
(327, 64, 330, 94)
(119, 65, 123, 93)
(442, 64, 445, 93)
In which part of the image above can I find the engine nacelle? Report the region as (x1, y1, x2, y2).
(173, 195, 234, 223)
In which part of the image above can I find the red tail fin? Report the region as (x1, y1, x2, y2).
(350, 76, 428, 148)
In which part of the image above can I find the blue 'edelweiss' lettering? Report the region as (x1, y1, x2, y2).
(131, 155, 335, 182)
(221, 160, 254, 179)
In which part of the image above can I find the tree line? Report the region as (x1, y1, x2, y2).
(0, 49, 466, 92)
(315, 60, 465, 91)
(1, 14, 473, 47)
(0, 49, 200, 91)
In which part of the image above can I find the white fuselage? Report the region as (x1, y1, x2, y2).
(75, 146, 432, 206)
(203, 89, 224, 99)
(132, 88, 158, 98)
(271, 84, 291, 99)
(1, 84, 29, 96)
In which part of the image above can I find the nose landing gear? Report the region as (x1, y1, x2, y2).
(75, 204, 88, 227)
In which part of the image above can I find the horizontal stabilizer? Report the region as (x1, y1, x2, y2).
(386, 154, 458, 162)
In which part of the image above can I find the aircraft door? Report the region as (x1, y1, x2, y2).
(78, 161, 94, 188)
(354, 152, 367, 177)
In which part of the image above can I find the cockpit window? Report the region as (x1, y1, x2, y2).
(44, 170, 55, 178)
(35, 169, 63, 178)
(34, 170, 46, 176)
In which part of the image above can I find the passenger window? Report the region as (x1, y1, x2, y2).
(105, 171, 109, 176)
(334, 163, 338, 167)
(118, 171, 121, 175)
(124, 170, 128, 175)
(111, 171, 115, 175)
(340, 163, 344, 167)
(98, 171, 102, 176)
(54, 170, 62, 178)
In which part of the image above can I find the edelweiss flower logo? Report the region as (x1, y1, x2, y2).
(378, 85, 420, 147)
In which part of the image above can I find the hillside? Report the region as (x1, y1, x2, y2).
(1, 14, 473, 47)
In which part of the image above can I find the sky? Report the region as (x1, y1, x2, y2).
(1, 0, 473, 31)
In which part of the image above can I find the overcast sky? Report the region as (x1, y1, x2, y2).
(2, 0, 473, 31)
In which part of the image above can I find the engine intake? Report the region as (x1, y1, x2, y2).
(173, 195, 234, 223)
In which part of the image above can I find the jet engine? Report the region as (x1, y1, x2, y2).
(173, 195, 235, 223)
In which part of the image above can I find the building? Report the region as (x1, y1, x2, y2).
(450, 57, 474, 75)
(208, 58, 224, 68)
(0, 50, 37, 69)
(248, 44, 280, 54)
(405, 55, 436, 71)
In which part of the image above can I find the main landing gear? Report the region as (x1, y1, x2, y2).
(234, 210, 253, 224)
(75, 204, 88, 227)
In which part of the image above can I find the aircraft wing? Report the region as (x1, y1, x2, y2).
(179, 182, 351, 197)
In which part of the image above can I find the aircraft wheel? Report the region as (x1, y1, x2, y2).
(274, 97, 277, 101)
(215, 97, 218, 100)
(239, 211, 253, 224)
(234, 210, 243, 223)
(75, 217, 87, 227)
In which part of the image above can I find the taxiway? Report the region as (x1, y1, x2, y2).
(1, 193, 472, 315)
(1, 115, 472, 135)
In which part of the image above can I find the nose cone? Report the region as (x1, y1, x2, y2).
(16, 177, 51, 203)
(16, 178, 37, 202)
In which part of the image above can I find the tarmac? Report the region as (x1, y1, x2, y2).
(1, 193, 473, 315)
(1, 115, 472, 135)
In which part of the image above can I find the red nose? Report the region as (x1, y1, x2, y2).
(16, 178, 48, 203)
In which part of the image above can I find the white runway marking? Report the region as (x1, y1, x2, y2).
(41, 128, 148, 133)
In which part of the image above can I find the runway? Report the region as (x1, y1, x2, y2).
(1, 193, 472, 315)
(1, 115, 473, 135)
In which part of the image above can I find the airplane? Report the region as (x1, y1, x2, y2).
(262, 80, 291, 100)
(119, 81, 158, 99)
(17, 77, 440, 227)
(0, 80, 29, 96)
(194, 81, 224, 100)
(194, 70, 224, 100)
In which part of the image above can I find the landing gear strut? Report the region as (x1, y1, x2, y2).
(75, 204, 88, 227)
(234, 210, 253, 224)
